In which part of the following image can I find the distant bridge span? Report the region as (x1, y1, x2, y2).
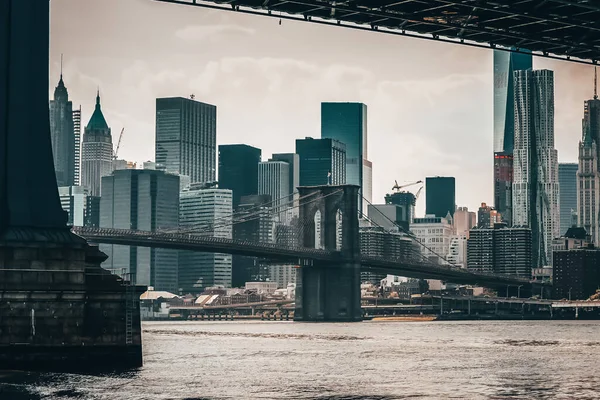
(73, 227, 538, 290)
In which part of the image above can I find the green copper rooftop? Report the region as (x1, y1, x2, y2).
(86, 90, 110, 132)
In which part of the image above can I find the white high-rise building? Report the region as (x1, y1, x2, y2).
(58, 186, 88, 227)
(179, 186, 233, 293)
(258, 161, 290, 222)
(446, 234, 467, 268)
(512, 69, 560, 267)
(411, 215, 455, 265)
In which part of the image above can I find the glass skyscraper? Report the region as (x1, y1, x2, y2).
(295, 137, 346, 187)
(218, 144, 261, 207)
(155, 97, 216, 184)
(100, 169, 180, 292)
(49, 72, 76, 187)
(512, 69, 559, 268)
(321, 102, 371, 213)
(493, 50, 532, 225)
(558, 163, 578, 236)
(425, 177, 456, 218)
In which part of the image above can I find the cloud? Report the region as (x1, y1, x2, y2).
(175, 24, 256, 41)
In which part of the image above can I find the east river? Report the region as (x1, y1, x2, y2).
(2, 320, 600, 399)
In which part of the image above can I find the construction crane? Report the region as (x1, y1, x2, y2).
(392, 180, 422, 193)
(414, 186, 424, 200)
(113, 127, 125, 160)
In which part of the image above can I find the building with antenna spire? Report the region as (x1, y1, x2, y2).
(577, 67, 600, 245)
(49, 54, 76, 187)
(81, 90, 113, 196)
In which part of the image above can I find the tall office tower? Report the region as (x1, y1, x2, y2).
(446, 235, 467, 269)
(578, 69, 600, 246)
(513, 69, 560, 267)
(258, 160, 290, 221)
(494, 152, 513, 224)
(179, 186, 233, 293)
(368, 204, 409, 232)
(58, 186, 88, 227)
(494, 50, 532, 224)
(155, 97, 216, 184)
(49, 70, 75, 187)
(218, 144, 261, 207)
(81, 91, 113, 196)
(559, 163, 578, 235)
(321, 102, 372, 213)
(84, 196, 101, 227)
(385, 191, 417, 229)
(100, 169, 180, 292)
(553, 247, 600, 300)
(425, 177, 456, 218)
(296, 137, 346, 186)
(232, 194, 273, 287)
(477, 202, 501, 228)
(411, 215, 455, 264)
(467, 225, 532, 276)
(360, 226, 417, 283)
(72, 106, 81, 185)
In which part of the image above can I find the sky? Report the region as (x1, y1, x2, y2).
(49, 0, 597, 216)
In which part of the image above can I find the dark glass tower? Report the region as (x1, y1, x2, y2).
(218, 144, 261, 207)
(493, 50, 532, 225)
(295, 137, 346, 186)
(425, 177, 456, 218)
(155, 97, 216, 184)
(321, 102, 371, 212)
(558, 163, 578, 236)
(49, 70, 75, 187)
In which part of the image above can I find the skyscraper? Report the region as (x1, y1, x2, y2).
(493, 50, 532, 224)
(271, 153, 300, 201)
(58, 186, 88, 227)
(218, 144, 261, 207)
(100, 169, 180, 292)
(321, 102, 372, 212)
(513, 69, 559, 267)
(577, 69, 600, 245)
(296, 137, 346, 187)
(49, 69, 76, 187)
(81, 91, 113, 197)
(72, 106, 82, 186)
(155, 97, 216, 184)
(559, 163, 578, 236)
(179, 186, 233, 292)
(425, 177, 456, 218)
(258, 160, 290, 221)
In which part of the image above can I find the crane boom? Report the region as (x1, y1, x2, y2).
(392, 179, 423, 192)
(114, 127, 124, 160)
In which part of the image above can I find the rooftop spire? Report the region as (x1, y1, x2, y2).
(96, 87, 100, 106)
(594, 66, 598, 100)
(60, 53, 63, 79)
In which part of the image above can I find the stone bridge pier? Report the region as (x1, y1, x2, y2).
(294, 185, 362, 322)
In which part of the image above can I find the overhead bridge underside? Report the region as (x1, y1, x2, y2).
(73, 227, 537, 290)
(154, 0, 600, 64)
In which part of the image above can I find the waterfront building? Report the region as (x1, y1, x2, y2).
(100, 169, 180, 292)
(58, 186, 88, 227)
(81, 91, 113, 196)
(425, 177, 456, 218)
(411, 215, 455, 264)
(49, 69, 76, 187)
(218, 144, 261, 207)
(467, 224, 533, 277)
(558, 163, 578, 236)
(493, 50, 532, 224)
(296, 137, 346, 186)
(512, 69, 559, 267)
(155, 97, 216, 184)
(553, 247, 600, 300)
(321, 102, 372, 212)
(360, 226, 418, 283)
(179, 186, 233, 293)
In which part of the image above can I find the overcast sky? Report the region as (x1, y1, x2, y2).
(49, 0, 597, 216)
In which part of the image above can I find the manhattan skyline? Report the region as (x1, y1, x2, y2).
(49, 0, 597, 216)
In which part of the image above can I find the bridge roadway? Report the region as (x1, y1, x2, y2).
(73, 227, 535, 289)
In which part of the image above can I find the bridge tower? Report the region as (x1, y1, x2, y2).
(294, 185, 362, 322)
(0, 0, 144, 371)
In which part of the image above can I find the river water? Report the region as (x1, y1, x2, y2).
(2, 320, 600, 399)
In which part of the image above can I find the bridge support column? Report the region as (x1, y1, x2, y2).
(294, 185, 362, 322)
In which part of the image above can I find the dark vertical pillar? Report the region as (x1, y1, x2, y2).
(0, 0, 67, 233)
(295, 184, 362, 322)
